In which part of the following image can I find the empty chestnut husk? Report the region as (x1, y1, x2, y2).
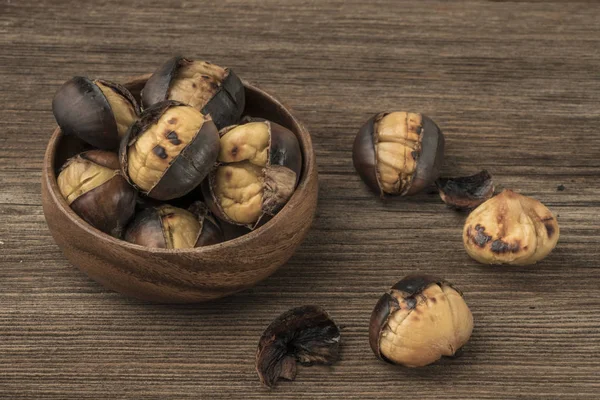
(119, 100, 219, 201)
(202, 119, 302, 228)
(57, 150, 137, 238)
(353, 112, 445, 197)
(463, 189, 559, 265)
(124, 202, 223, 249)
(256, 305, 341, 388)
(141, 56, 245, 129)
(53, 77, 140, 150)
(436, 170, 495, 210)
(369, 275, 473, 367)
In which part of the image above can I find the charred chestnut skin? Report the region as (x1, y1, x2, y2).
(52, 77, 140, 150)
(436, 170, 495, 210)
(57, 150, 137, 238)
(369, 275, 473, 367)
(353, 112, 445, 197)
(119, 100, 220, 201)
(256, 305, 341, 388)
(141, 56, 245, 129)
(124, 202, 223, 249)
(202, 119, 302, 228)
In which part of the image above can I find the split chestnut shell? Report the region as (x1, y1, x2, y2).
(57, 150, 137, 238)
(119, 101, 219, 201)
(202, 119, 302, 228)
(256, 306, 341, 388)
(52, 77, 140, 150)
(141, 56, 245, 129)
(369, 275, 473, 367)
(436, 170, 495, 210)
(124, 202, 222, 249)
(353, 112, 445, 196)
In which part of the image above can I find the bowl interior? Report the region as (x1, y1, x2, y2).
(47, 75, 314, 251)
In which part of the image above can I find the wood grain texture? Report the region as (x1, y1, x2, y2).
(1, 0, 599, 398)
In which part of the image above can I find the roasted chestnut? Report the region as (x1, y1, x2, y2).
(256, 306, 341, 388)
(463, 189, 559, 265)
(57, 150, 137, 238)
(369, 275, 473, 367)
(119, 101, 219, 201)
(353, 112, 445, 196)
(52, 77, 140, 150)
(202, 119, 302, 228)
(124, 202, 222, 249)
(141, 56, 245, 129)
(436, 170, 495, 210)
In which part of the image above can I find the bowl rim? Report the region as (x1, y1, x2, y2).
(43, 77, 316, 254)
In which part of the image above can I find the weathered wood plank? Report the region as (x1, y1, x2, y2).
(1, 0, 599, 398)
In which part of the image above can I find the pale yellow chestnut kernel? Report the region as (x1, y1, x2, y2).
(463, 190, 559, 265)
(96, 81, 137, 139)
(158, 205, 201, 249)
(127, 106, 205, 192)
(218, 122, 270, 166)
(168, 61, 226, 110)
(379, 284, 473, 367)
(214, 161, 264, 224)
(58, 158, 118, 205)
(375, 112, 422, 194)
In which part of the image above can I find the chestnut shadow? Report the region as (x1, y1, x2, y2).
(377, 357, 471, 383)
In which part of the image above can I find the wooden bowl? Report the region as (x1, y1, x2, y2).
(41, 75, 318, 303)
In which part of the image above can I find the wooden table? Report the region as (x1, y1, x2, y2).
(2, 1, 599, 398)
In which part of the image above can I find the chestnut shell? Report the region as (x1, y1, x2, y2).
(256, 305, 341, 388)
(352, 112, 445, 197)
(141, 56, 245, 129)
(52, 77, 140, 150)
(119, 100, 220, 201)
(436, 170, 495, 210)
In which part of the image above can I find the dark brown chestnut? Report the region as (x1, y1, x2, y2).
(369, 275, 473, 367)
(256, 306, 341, 388)
(124, 202, 223, 249)
(436, 170, 494, 210)
(202, 119, 302, 228)
(57, 150, 137, 238)
(119, 101, 219, 201)
(52, 77, 140, 150)
(353, 112, 445, 197)
(141, 56, 245, 129)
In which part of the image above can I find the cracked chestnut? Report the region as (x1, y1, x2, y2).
(370, 275, 473, 367)
(463, 189, 559, 265)
(353, 111, 445, 196)
(57, 150, 137, 238)
(52, 77, 140, 150)
(124, 202, 222, 249)
(256, 305, 341, 388)
(202, 119, 302, 228)
(119, 100, 219, 201)
(141, 56, 245, 129)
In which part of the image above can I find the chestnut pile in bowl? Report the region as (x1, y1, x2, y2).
(42, 56, 318, 302)
(51, 56, 302, 248)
